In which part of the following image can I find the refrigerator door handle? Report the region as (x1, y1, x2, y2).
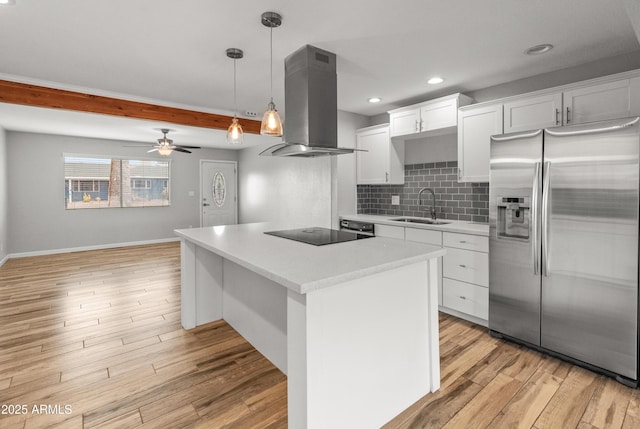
(541, 161, 551, 276)
(532, 162, 541, 275)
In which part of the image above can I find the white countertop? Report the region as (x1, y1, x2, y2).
(174, 222, 445, 295)
(340, 214, 490, 236)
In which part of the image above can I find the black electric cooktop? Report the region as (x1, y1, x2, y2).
(264, 227, 373, 246)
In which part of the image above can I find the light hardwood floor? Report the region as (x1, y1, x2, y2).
(0, 242, 638, 428)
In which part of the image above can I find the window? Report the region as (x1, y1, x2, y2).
(132, 179, 151, 189)
(64, 156, 170, 209)
(71, 180, 102, 192)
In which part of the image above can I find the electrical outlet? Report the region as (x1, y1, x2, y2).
(391, 195, 400, 205)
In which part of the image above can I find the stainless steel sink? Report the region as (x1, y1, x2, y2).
(390, 218, 451, 225)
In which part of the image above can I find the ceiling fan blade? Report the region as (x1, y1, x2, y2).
(176, 145, 201, 149)
(147, 148, 159, 153)
(173, 147, 192, 154)
(124, 145, 153, 147)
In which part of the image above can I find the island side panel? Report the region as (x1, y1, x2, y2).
(428, 257, 441, 391)
(222, 259, 288, 374)
(287, 290, 308, 429)
(180, 239, 223, 329)
(181, 239, 196, 329)
(293, 260, 438, 429)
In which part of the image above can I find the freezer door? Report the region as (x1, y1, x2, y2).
(489, 130, 543, 344)
(542, 117, 639, 380)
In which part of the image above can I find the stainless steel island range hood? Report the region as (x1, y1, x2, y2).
(259, 45, 355, 157)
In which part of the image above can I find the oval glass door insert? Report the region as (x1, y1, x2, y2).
(212, 172, 226, 207)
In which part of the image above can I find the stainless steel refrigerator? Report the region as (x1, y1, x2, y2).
(489, 117, 640, 386)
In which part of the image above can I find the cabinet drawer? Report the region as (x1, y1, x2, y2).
(443, 247, 488, 287)
(443, 278, 488, 320)
(375, 224, 404, 239)
(405, 228, 442, 246)
(443, 232, 488, 252)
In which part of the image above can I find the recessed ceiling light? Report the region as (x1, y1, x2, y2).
(0, 0, 16, 5)
(525, 44, 554, 55)
(427, 77, 444, 85)
(368, 97, 382, 103)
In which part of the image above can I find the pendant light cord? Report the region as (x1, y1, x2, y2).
(233, 57, 238, 118)
(269, 26, 273, 103)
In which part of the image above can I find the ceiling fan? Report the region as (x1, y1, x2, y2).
(126, 129, 201, 156)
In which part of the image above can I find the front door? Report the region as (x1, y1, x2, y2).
(201, 160, 237, 227)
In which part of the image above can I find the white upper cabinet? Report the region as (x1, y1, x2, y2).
(458, 70, 640, 183)
(457, 103, 503, 183)
(420, 97, 461, 131)
(503, 92, 563, 133)
(356, 124, 405, 185)
(389, 93, 473, 139)
(389, 108, 421, 137)
(504, 77, 640, 133)
(563, 79, 636, 125)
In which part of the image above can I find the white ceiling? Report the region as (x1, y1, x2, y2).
(0, 0, 639, 149)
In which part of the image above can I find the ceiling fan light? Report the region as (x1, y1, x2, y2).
(157, 147, 173, 156)
(227, 117, 244, 145)
(260, 101, 283, 136)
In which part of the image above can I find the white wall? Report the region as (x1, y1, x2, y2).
(336, 111, 370, 216)
(237, 111, 369, 227)
(7, 131, 237, 255)
(0, 127, 7, 264)
(237, 144, 333, 228)
(404, 133, 457, 165)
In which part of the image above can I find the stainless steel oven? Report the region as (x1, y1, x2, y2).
(339, 219, 375, 236)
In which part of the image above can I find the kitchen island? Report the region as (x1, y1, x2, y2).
(175, 222, 445, 428)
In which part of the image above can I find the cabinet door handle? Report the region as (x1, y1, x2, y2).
(203, 203, 210, 207)
(566, 107, 571, 123)
(385, 172, 389, 182)
(459, 264, 467, 268)
(459, 295, 467, 300)
(420, 119, 424, 131)
(555, 108, 560, 125)
(459, 240, 467, 243)
(415, 119, 419, 132)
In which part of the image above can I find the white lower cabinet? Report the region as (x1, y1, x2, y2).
(389, 225, 489, 324)
(442, 278, 488, 320)
(442, 232, 489, 324)
(375, 224, 405, 239)
(442, 247, 489, 286)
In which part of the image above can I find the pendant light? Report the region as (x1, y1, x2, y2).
(260, 11, 283, 137)
(226, 48, 244, 145)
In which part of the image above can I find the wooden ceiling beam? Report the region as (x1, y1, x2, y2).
(0, 79, 262, 134)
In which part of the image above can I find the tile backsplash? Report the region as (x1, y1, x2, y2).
(356, 161, 489, 223)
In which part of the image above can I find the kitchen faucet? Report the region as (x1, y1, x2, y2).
(418, 188, 437, 221)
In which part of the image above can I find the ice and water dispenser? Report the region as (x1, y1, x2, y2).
(496, 197, 530, 240)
